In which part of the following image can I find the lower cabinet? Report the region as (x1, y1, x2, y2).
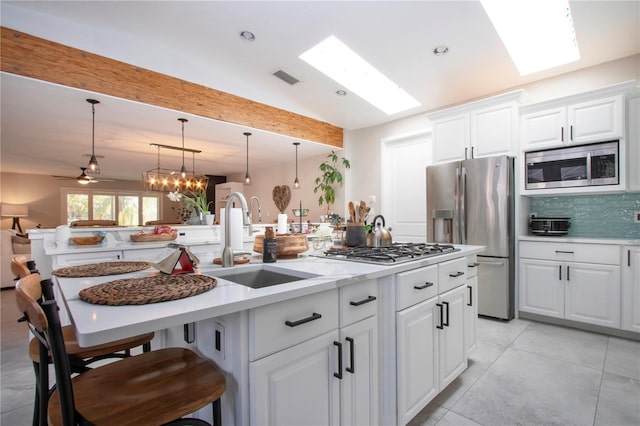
(339, 316, 378, 426)
(622, 246, 640, 332)
(519, 258, 621, 328)
(250, 330, 340, 426)
(248, 283, 379, 426)
(396, 284, 467, 426)
(464, 255, 479, 354)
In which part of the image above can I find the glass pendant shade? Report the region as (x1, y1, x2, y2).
(86, 99, 100, 174)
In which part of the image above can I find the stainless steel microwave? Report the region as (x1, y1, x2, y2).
(525, 141, 619, 190)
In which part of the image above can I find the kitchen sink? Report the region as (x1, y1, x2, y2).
(213, 266, 318, 289)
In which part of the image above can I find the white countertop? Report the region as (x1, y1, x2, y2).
(55, 244, 484, 347)
(518, 235, 640, 246)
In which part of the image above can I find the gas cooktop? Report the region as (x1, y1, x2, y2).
(316, 243, 459, 265)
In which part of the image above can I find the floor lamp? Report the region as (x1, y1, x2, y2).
(1, 204, 29, 234)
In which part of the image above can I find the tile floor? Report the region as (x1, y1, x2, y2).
(2, 288, 639, 425)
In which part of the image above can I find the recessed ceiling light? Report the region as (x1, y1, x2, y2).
(239, 31, 255, 42)
(481, 0, 580, 75)
(433, 45, 449, 56)
(300, 35, 420, 115)
(336, 90, 347, 96)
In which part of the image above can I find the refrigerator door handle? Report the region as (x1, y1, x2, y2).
(460, 166, 467, 244)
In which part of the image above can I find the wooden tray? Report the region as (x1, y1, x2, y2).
(213, 256, 250, 265)
(130, 230, 177, 242)
(253, 233, 308, 258)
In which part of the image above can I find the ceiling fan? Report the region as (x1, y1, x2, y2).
(53, 167, 115, 184)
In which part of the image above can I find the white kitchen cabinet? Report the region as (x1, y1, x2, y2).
(396, 296, 438, 426)
(626, 96, 640, 192)
(215, 182, 244, 221)
(429, 91, 524, 163)
(53, 249, 122, 266)
(438, 285, 467, 389)
(621, 246, 640, 333)
(338, 279, 379, 426)
(521, 95, 624, 150)
(339, 316, 378, 426)
(519, 241, 621, 329)
(395, 263, 467, 426)
(464, 255, 479, 354)
(250, 329, 340, 426)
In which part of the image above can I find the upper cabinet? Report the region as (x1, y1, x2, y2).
(428, 91, 526, 164)
(521, 95, 624, 150)
(626, 96, 640, 192)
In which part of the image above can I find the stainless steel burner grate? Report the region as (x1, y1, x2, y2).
(317, 243, 459, 265)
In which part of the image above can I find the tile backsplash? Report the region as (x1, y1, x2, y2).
(529, 193, 640, 239)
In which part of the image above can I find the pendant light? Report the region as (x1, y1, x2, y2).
(293, 142, 300, 189)
(244, 132, 252, 185)
(178, 118, 188, 178)
(86, 99, 100, 174)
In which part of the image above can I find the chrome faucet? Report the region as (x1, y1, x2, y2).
(221, 192, 250, 267)
(248, 195, 262, 234)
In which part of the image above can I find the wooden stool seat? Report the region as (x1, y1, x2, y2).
(28, 325, 155, 362)
(48, 347, 226, 426)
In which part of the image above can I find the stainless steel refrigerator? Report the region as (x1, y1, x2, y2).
(426, 155, 514, 320)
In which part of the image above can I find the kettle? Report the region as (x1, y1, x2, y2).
(370, 215, 392, 247)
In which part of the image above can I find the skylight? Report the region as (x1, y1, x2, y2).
(481, 0, 580, 76)
(299, 35, 420, 115)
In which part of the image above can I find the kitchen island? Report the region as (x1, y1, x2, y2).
(53, 244, 484, 426)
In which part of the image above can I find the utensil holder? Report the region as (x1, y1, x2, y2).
(345, 224, 366, 247)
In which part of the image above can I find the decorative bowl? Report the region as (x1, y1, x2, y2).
(70, 236, 105, 245)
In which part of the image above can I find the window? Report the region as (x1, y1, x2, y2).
(63, 189, 160, 226)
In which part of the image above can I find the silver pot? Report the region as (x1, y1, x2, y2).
(370, 215, 392, 247)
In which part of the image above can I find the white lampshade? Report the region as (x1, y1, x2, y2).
(1, 204, 29, 217)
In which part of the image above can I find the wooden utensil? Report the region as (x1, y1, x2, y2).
(348, 201, 356, 223)
(272, 185, 292, 213)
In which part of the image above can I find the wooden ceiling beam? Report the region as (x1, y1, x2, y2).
(1, 26, 343, 148)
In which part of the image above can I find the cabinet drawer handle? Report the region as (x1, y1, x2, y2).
(285, 312, 322, 328)
(436, 303, 444, 329)
(449, 271, 464, 278)
(443, 301, 450, 327)
(467, 262, 479, 268)
(471, 146, 475, 159)
(559, 265, 562, 281)
(464, 147, 468, 160)
(567, 266, 570, 281)
(414, 282, 434, 290)
(570, 125, 573, 141)
(467, 285, 473, 307)
(334, 341, 343, 379)
(346, 337, 355, 374)
(349, 295, 377, 306)
(628, 250, 631, 267)
(555, 250, 574, 254)
(561, 126, 564, 142)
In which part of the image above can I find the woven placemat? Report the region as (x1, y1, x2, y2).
(52, 261, 151, 278)
(79, 274, 217, 305)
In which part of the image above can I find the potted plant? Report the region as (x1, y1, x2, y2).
(170, 189, 213, 224)
(313, 150, 350, 217)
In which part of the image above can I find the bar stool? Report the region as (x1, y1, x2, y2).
(16, 274, 226, 426)
(11, 256, 155, 426)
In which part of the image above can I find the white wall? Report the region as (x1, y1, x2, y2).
(345, 54, 640, 216)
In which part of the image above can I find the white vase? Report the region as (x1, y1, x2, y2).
(205, 213, 215, 226)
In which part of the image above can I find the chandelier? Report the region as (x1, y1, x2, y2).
(143, 119, 208, 192)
